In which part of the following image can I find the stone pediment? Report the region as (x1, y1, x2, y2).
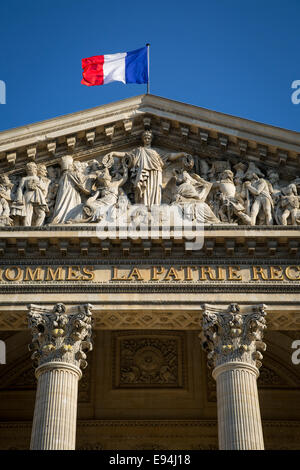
(0, 94, 300, 229)
(1, 93, 300, 172)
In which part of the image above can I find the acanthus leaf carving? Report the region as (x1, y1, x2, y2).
(27, 302, 93, 369)
(201, 303, 267, 369)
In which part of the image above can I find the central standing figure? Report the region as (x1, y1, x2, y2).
(107, 130, 188, 207)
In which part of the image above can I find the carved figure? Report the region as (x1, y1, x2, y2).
(3, 136, 300, 228)
(267, 170, 281, 197)
(83, 162, 128, 222)
(46, 166, 59, 221)
(244, 172, 273, 225)
(51, 155, 90, 224)
(208, 160, 231, 181)
(11, 162, 49, 226)
(106, 130, 189, 207)
(0, 174, 13, 226)
(276, 184, 300, 225)
(244, 162, 264, 179)
(172, 170, 221, 224)
(214, 170, 251, 225)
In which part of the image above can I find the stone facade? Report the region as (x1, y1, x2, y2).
(0, 94, 299, 449)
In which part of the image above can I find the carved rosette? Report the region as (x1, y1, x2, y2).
(201, 303, 267, 369)
(27, 303, 93, 370)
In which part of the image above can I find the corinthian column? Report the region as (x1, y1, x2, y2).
(27, 302, 93, 450)
(201, 303, 267, 450)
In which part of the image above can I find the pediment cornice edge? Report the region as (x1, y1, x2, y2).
(0, 95, 300, 173)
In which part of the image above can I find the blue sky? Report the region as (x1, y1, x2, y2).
(0, 0, 300, 132)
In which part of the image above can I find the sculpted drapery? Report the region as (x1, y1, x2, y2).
(83, 164, 128, 222)
(173, 171, 221, 224)
(107, 130, 189, 208)
(129, 145, 164, 206)
(4, 129, 300, 227)
(11, 162, 49, 226)
(51, 156, 89, 224)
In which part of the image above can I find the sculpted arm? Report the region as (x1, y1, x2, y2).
(118, 165, 128, 186)
(107, 151, 127, 158)
(245, 180, 264, 196)
(16, 177, 26, 202)
(87, 189, 100, 203)
(166, 151, 189, 162)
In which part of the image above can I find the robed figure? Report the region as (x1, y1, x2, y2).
(129, 144, 163, 206)
(51, 155, 89, 224)
(107, 130, 188, 207)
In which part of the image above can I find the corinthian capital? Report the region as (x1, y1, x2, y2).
(27, 303, 93, 369)
(201, 303, 267, 369)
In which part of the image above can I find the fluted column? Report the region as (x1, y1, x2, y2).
(201, 303, 267, 450)
(28, 302, 93, 450)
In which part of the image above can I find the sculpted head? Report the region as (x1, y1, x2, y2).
(141, 130, 153, 146)
(47, 166, 59, 179)
(37, 164, 47, 178)
(246, 171, 259, 181)
(286, 183, 297, 196)
(97, 167, 111, 185)
(267, 170, 279, 184)
(60, 155, 74, 172)
(89, 159, 100, 172)
(53, 303, 66, 314)
(221, 170, 234, 182)
(26, 162, 37, 176)
(0, 174, 12, 187)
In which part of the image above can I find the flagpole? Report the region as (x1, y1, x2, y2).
(146, 43, 150, 94)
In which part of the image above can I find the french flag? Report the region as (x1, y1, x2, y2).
(81, 46, 148, 86)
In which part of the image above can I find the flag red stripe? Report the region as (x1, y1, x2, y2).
(81, 55, 104, 86)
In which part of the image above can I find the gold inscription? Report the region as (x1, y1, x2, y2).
(46, 267, 64, 281)
(4, 267, 22, 281)
(0, 265, 298, 283)
(24, 267, 42, 281)
(228, 266, 242, 281)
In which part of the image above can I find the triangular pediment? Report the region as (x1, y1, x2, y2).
(0, 94, 300, 174)
(0, 94, 300, 229)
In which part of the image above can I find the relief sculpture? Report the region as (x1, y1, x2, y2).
(2, 129, 300, 227)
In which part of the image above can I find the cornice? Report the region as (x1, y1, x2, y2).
(2, 93, 300, 149)
(0, 226, 299, 258)
(1, 93, 300, 172)
(0, 95, 146, 151)
(141, 95, 300, 148)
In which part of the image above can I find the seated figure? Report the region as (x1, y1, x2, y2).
(83, 163, 128, 222)
(172, 170, 221, 224)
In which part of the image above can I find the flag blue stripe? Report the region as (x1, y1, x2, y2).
(125, 47, 148, 84)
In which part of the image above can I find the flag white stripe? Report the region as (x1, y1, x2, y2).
(103, 53, 126, 85)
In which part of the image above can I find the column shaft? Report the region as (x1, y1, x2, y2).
(214, 363, 264, 450)
(30, 363, 81, 450)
